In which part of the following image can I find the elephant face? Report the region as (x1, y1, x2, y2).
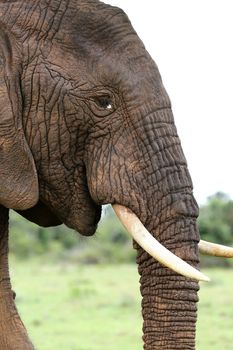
(0, 1, 202, 349)
(17, 2, 198, 237)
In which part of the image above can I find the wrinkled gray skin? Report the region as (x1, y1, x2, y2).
(0, 1, 200, 349)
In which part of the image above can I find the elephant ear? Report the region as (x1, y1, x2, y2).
(0, 24, 39, 210)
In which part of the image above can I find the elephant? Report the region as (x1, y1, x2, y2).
(0, 0, 232, 349)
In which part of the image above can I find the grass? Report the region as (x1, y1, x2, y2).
(197, 268, 233, 350)
(9, 258, 233, 349)
(10, 260, 142, 350)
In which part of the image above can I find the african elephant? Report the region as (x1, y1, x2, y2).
(0, 0, 231, 349)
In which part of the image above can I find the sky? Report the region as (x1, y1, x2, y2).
(105, 0, 233, 204)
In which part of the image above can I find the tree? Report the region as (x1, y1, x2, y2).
(198, 192, 233, 245)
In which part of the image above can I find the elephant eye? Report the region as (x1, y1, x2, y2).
(88, 91, 117, 117)
(94, 95, 113, 110)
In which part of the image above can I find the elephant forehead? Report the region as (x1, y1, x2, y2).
(58, 3, 131, 49)
(52, 3, 150, 74)
(1, 1, 131, 54)
(6, 0, 161, 91)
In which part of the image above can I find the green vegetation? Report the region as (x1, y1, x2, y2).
(198, 192, 233, 266)
(198, 192, 233, 246)
(10, 259, 233, 350)
(9, 192, 233, 265)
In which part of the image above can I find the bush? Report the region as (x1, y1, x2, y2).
(198, 192, 233, 267)
(198, 192, 233, 245)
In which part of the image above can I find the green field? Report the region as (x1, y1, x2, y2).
(9, 259, 233, 350)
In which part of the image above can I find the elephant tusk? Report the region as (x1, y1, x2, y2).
(198, 240, 233, 258)
(112, 204, 210, 282)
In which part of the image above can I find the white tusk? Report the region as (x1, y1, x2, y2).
(199, 240, 233, 258)
(112, 204, 210, 282)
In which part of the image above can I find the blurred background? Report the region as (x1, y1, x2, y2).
(10, 1, 233, 349)
(9, 193, 233, 266)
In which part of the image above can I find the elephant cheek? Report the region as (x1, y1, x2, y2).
(59, 170, 102, 236)
(85, 163, 111, 205)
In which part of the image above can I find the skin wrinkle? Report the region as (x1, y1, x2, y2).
(123, 109, 177, 168)
(149, 199, 197, 232)
(26, 59, 40, 127)
(140, 142, 184, 175)
(25, 64, 76, 219)
(22, 3, 39, 32)
(0, 28, 39, 209)
(115, 105, 154, 208)
(138, 178, 192, 221)
(143, 313, 197, 323)
(142, 278, 199, 291)
(42, 0, 69, 42)
(159, 220, 198, 246)
(85, 120, 146, 211)
(144, 164, 188, 191)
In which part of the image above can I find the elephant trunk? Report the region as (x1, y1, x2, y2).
(138, 218, 199, 349)
(126, 107, 200, 349)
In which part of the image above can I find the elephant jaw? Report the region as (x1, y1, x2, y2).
(113, 204, 233, 281)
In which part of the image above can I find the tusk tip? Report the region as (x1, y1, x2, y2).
(199, 274, 211, 282)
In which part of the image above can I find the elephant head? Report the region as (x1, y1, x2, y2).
(0, 1, 231, 349)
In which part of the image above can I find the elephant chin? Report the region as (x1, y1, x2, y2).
(64, 203, 102, 236)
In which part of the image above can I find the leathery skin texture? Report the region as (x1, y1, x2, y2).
(0, 1, 200, 349)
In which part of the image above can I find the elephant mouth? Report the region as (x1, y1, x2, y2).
(66, 196, 105, 236)
(65, 202, 101, 237)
